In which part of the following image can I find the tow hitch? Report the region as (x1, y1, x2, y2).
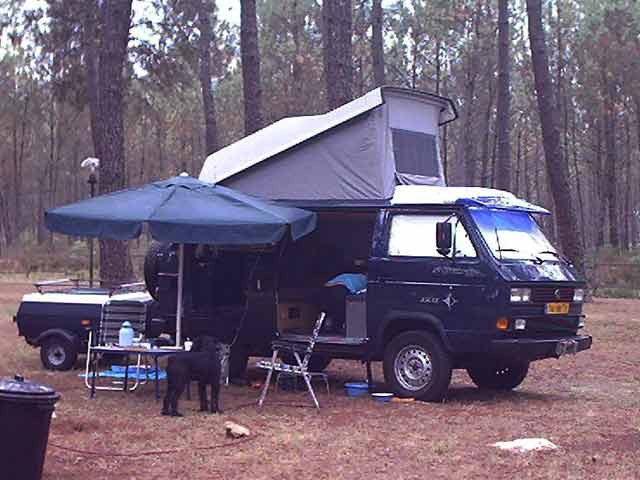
(555, 339, 579, 357)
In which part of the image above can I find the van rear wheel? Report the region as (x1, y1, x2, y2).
(383, 330, 451, 402)
(467, 361, 529, 390)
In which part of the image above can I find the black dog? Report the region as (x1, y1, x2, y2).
(162, 336, 222, 417)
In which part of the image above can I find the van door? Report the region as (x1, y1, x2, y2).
(367, 209, 492, 355)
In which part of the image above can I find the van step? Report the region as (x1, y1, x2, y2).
(279, 332, 367, 346)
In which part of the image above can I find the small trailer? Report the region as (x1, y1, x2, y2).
(14, 279, 153, 370)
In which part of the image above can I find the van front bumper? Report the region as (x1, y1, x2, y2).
(490, 335, 592, 362)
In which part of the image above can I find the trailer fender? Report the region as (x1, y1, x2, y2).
(33, 329, 82, 349)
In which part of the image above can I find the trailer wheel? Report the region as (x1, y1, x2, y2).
(383, 330, 451, 401)
(467, 361, 529, 391)
(40, 336, 78, 371)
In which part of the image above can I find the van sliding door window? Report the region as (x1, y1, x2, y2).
(388, 214, 477, 258)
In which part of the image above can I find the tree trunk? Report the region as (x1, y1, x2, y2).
(571, 106, 586, 254)
(156, 116, 165, 178)
(603, 83, 620, 248)
(11, 90, 29, 244)
(323, 0, 353, 110)
(526, 0, 584, 271)
(514, 125, 523, 196)
(82, 1, 103, 161)
(461, 65, 477, 186)
(595, 119, 605, 249)
(600, 67, 619, 248)
(140, 113, 147, 184)
(633, 95, 640, 246)
(371, 0, 385, 87)
(11, 109, 18, 245)
(97, 0, 134, 285)
(624, 114, 632, 249)
(0, 192, 8, 254)
(495, 0, 511, 191)
(46, 92, 56, 249)
(290, 0, 304, 114)
(198, 0, 218, 154)
(240, 0, 263, 135)
(460, 8, 481, 186)
(480, 72, 494, 187)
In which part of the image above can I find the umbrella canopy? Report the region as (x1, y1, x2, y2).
(45, 174, 316, 244)
(45, 174, 316, 347)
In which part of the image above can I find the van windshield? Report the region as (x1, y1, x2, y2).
(469, 208, 559, 261)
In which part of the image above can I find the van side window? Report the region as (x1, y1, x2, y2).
(388, 214, 477, 258)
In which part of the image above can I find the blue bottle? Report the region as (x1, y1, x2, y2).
(118, 321, 134, 347)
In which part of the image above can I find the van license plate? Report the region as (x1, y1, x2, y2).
(545, 302, 570, 314)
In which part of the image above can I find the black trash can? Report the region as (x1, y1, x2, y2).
(0, 375, 60, 480)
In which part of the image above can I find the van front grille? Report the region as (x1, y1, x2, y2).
(532, 287, 574, 303)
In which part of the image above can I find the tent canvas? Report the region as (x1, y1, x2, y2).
(199, 87, 456, 202)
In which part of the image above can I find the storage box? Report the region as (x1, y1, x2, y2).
(346, 294, 367, 338)
(277, 302, 320, 332)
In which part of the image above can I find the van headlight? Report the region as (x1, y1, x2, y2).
(573, 288, 585, 303)
(510, 288, 531, 303)
(514, 318, 527, 330)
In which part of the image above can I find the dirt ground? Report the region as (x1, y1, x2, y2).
(1, 282, 639, 480)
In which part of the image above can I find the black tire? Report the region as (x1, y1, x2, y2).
(467, 361, 530, 391)
(281, 352, 332, 373)
(383, 330, 452, 402)
(40, 336, 78, 371)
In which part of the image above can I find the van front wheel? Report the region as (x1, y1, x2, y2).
(383, 330, 452, 402)
(467, 361, 529, 390)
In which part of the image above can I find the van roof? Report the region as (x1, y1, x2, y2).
(279, 185, 550, 215)
(390, 186, 550, 214)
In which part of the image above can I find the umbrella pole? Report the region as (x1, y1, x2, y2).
(176, 244, 184, 347)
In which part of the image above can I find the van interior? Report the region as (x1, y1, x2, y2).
(275, 210, 377, 339)
(181, 210, 378, 342)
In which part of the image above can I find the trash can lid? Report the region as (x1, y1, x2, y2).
(0, 374, 57, 397)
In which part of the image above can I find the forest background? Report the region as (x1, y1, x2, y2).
(0, 0, 639, 293)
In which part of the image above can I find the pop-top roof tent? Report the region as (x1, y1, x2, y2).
(199, 86, 457, 203)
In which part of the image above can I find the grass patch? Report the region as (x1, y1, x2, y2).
(594, 287, 640, 299)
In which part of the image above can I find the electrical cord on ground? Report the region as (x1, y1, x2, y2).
(48, 433, 258, 458)
(229, 253, 261, 349)
(47, 399, 323, 458)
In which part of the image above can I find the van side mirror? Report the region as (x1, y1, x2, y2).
(436, 222, 453, 256)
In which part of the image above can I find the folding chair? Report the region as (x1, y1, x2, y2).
(84, 299, 148, 391)
(257, 312, 328, 410)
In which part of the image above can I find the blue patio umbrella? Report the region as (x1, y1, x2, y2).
(45, 173, 316, 345)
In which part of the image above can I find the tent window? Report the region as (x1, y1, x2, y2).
(391, 128, 439, 177)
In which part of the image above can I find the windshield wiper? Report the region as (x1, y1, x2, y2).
(538, 250, 559, 257)
(537, 250, 571, 264)
(494, 225, 521, 258)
